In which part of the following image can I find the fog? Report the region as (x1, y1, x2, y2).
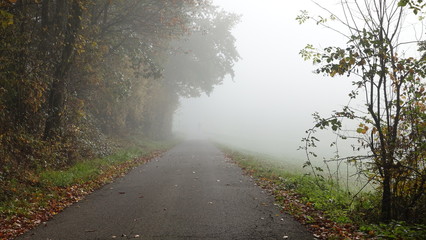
(173, 1, 376, 162)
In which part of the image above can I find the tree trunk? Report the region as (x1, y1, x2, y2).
(381, 168, 392, 222)
(41, 0, 49, 28)
(15, 0, 28, 126)
(44, 0, 83, 139)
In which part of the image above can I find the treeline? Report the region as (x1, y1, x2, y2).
(0, 1, 239, 179)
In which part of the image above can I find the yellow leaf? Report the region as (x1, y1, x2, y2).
(0, 10, 14, 28)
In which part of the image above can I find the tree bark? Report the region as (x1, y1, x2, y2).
(44, 0, 83, 139)
(381, 167, 392, 222)
(41, 0, 49, 28)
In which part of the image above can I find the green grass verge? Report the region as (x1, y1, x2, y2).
(0, 138, 177, 218)
(219, 145, 426, 240)
(39, 148, 143, 187)
(39, 138, 176, 187)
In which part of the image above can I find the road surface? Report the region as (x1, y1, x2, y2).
(17, 140, 313, 240)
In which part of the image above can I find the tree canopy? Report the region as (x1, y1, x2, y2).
(0, 0, 239, 184)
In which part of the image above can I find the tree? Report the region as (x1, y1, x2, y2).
(299, 1, 426, 223)
(44, 0, 85, 139)
(163, 5, 240, 97)
(0, 0, 239, 181)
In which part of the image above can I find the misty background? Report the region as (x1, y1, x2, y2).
(173, 0, 355, 161)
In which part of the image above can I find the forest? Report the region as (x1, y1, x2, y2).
(0, 0, 239, 185)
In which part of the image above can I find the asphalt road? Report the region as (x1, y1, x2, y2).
(17, 140, 313, 240)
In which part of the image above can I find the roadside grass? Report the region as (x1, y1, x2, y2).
(219, 145, 426, 240)
(39, 147, 147, 187)
(39, 137, 177, 186)
(0, 137, 177, 239)
(221, 147, 356, 222)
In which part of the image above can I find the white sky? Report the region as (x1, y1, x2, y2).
(172, 0, 423, 160)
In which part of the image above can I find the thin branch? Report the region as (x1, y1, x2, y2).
(350, 174, 378, 206)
